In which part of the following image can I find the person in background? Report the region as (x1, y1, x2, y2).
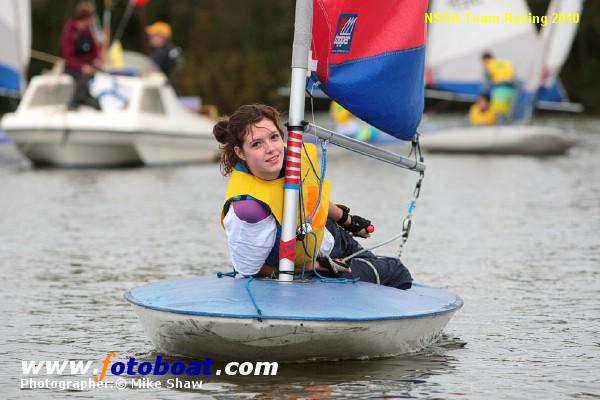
(469, 94, 497, 126)
(146, 21, 182, 88)
(330, 101, 379, 142)
(213, 104, 413, 289)
(60, 1, 102, 111)
(481, 52, 516, 123)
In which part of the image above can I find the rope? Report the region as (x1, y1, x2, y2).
(216, 270, 238, 278)
(333, 135, 425, 262)
(216, 270, 264, 321)
(245, 277, 263, 322)
(305, 140, 327, 223)
(354, 258, 380, 284)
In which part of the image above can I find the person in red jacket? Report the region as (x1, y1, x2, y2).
(60, 1, 102, 110)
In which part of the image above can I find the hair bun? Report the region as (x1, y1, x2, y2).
(213, 119, 230, 144)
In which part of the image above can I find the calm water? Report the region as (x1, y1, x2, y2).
(1, 115, 599, 399)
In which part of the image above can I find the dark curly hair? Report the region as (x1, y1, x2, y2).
(213, 104, 284, 176)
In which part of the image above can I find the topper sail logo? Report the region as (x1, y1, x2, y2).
(332, 14, 358, 53)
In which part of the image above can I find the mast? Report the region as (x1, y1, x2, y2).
(102, 0, 112, 60)
(278, 0, 313, 282)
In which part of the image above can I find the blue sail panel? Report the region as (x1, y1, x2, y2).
(0, 63, 21, 94)
(315, 47, 425, 140)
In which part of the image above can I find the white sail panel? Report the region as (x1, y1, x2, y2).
(539, 0, 583, 88)
(0, 0, 31, 95)
(426, 0, 539, 91)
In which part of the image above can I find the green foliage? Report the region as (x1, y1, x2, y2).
(28, 0, 599, 114)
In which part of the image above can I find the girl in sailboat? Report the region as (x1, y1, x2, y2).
(213, 104, 412, 289)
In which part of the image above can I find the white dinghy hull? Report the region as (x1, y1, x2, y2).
(130, 304, 457, 362)
(125, 277, 463, 362)
(420, 125, 574, 155)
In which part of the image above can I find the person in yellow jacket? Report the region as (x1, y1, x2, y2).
(213, 104, 412, 289)
(469, 95, 497, 126)
(330, 101, 379, 142)
(481, 52, 516, 122)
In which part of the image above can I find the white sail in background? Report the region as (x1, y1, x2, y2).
(537, 0, 583, 92)
(426, 0, 539, 94)
(0, 0, 31, 96)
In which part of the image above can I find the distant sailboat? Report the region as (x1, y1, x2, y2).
(425, 0, 582, 114)
(421, 0, 580, 155)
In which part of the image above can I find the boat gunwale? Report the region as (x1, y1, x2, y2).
(123, 283, 464, 322)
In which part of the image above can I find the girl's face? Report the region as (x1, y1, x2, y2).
(234, 118, 284, 180)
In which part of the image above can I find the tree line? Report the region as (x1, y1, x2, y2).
(26, 0, 600, 114)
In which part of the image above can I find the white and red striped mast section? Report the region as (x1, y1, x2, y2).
(278, 0, 312, 281)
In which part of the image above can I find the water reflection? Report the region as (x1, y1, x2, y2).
(124, 335, 465, 398)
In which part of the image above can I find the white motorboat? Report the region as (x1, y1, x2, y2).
(1, 70, 219, 167)
(419, 125, 575, 156)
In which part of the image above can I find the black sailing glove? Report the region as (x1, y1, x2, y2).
(344, 214, 373, 238)
(335, 204, 374, 238)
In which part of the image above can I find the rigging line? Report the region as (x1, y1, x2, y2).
(245, 277, 263, 322)
(309, 232, 357, 284)
(112, 0, 136, 44)
(340, 136, 425, 262)
(301, 89, 327, 224)
(304, 141, 327, 223)
(309, 80, 319, 130)
(342, 231, 406, 263)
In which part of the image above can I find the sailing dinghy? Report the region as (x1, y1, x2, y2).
(126, 0, 462, 362)
(421, 0, 581, 156)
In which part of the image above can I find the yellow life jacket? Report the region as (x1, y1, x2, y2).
(221, 143, 331, 267)
(469, 103, 497, 126)
(485, 58, 515, 84)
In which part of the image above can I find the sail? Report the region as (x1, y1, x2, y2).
(535, 0, 583, 102)
(426, 0, 538, 97)
(0, 0, 31, 96)
(310, 0, 428, 141)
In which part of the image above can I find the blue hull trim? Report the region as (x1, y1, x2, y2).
(431, 80, 567, 103)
